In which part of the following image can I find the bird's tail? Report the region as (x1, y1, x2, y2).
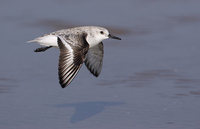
(27, 35, 58, 47)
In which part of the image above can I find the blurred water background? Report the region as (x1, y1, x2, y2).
(0, 0, 200, 129)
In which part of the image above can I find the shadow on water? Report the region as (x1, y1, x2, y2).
(55, 101, 124, 123)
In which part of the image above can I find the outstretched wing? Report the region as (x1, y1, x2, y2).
(57, 34, 89, 88)
(85, 42, 104, 77)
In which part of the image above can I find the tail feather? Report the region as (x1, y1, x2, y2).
(27, 39, 38, 43)
(27, 35, 58, 47)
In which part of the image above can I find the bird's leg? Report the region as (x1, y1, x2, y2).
(34, 46, 52, 52)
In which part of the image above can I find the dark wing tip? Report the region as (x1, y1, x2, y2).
(60, 83, 66, 88)
(59, 81, 68, 88)
(94, 72, 99, 77)
(59, 75, 70, 88)
(58, 70, 80, 88)
(61, 85, 66, 88)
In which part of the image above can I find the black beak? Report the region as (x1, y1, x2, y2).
(108, 34, 121, 40)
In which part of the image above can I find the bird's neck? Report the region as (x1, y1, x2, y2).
(86, 36, 102, 48)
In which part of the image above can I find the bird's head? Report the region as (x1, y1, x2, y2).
(85, 26, 121, 47)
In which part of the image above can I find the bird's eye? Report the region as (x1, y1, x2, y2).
(100, 31, 104, 34)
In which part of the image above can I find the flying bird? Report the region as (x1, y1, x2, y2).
(28, 26, 121, 88)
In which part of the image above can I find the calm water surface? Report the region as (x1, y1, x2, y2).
(0, 0, 200, 129)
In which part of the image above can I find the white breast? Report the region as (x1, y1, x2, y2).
(86, 35, 102, 48)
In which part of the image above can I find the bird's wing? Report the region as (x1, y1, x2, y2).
(57, 34, 89, 88)
(85, 42, 104, 77)
(34, 46, 52, 52)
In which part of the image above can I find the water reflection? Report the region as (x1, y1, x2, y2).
(55, 101, 124, 123)
(190, 91, 200, 95)
(99, 69, 200, 88)
(0, 77, 17, 93)
(25, 19, 132, 35)
(169, 15, 200, 24)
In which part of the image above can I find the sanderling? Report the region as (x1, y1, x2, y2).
(28, 26, 121, 88)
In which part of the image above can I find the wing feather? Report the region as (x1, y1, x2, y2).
(85, 42, 104, 77)
(57, 34, 89, 88)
